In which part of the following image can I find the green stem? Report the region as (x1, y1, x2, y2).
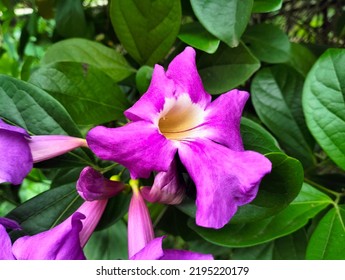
(304, 178, 341, 198)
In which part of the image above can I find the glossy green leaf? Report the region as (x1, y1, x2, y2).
(232, 242, 274, 260)
(198, 43, 260, 94)
(55, 0, 89, 38)
(251, 65, 316, 168)
(231, 152, 303, 224)
(110, 0, 181, 66)
(287, 43, 317, 77)
(303, 48, 345, 170)
(0, 74, 92, 166)
(84, 220, 128, 260)
(240, 117, 280, 154)
(29, 62, 129, 125)
(243, 23, 290, 63)
(189, 183, 332, 247)
(306, 205, 345, 260)
(178, 22, 220, 54)
(252, 0, 282, 13)
(191, 0, 253, 47)
(273, 228, 308, 259)
(136, 65, 153, 94)
(95, 193, 131, 231)
(42, 38, 135, 82)
(6, 184, 83, 235)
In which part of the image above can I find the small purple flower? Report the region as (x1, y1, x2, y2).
(87, 47, 272, 229)
(128, 181, 213, 260)
(0, 119, 87, 185)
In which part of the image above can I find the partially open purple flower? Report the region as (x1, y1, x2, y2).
(128, 181, 213, 260)
(87, 47, 272, 229)
(0, 199, 107, 260)
(0, 119, 87, 185)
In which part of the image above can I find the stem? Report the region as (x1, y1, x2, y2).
(304, 178, 341, 198)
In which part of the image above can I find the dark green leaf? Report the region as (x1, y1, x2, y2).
(189, 183, 332, 247)
(251, 65, 316, 168)
(306, 205, 345, 260)
(6, 184, 82, 235)
(252, 0, 282, 13)
(42, 38, 135, 82)
(110, 0, 181, 66)
(231, 152, 303, 224)
(178, 22, 220, 54)
(302, 48, 345, 170)
(135, 65, 153, 94)
(29, 62, 130, 125)
(286, 43, 317, 77)
(95, 193, 131, 231)
(232, 242, 274, 260)
(243, 23, 290, 63)
(198, 43, 260, 94)
(84, 220, 128, 260)
(55, 0, 90, 38)
(191, 0, 253, 47)
(273, 228, 308, 259)
(240, 117, 280, 154)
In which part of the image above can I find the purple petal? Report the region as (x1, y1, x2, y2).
(12, 213, 86, 260)
(75, 200, 108, 247)
(178, 139, 272, 229)
(166, 47, 211, 108)
(0, 225, 15, 260)
(127, 189, 154, 259)
(141, 159, 185, 204)
(161, 249, 213, 260)
(125, 65, 176, 122)
(201, 89, 249, 151)
(0, 124, 33, 185)
(87, 122, 177, 179)
(29, 135, 87, 162)
(77, 167, 125, 201)
(130, 237, 164, 260)
(0, 217, 21, 230)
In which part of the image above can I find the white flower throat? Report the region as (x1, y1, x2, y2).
(158, 94, 205, 140)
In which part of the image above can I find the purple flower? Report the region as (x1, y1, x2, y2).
(0, 167, 125, 260)
(87, 47, 272, 229)
(0, 119, 87, 185)
(128, 180, 213, 260)
(0, 200, 107, 260)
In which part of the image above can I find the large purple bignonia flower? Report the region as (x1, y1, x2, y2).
(128, 181, 213, 260)
(87, 47, 272, 229)
(0, 119, 87, 185)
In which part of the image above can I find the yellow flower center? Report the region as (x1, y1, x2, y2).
(158, 94, 205, 140)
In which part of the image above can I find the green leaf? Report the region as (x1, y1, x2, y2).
(243, 23, 290, 63)
(84, 220, 128, 260)
(232, 243, 274, 260)
(6, 183, 82, 235)
(135, 65, 153, 94)
(231, 152, 304, 224)
(110, 0, 181, 66)
(29, 62, 129, 125)
(198, 42, 260, 94)
(55, 0, 90, 38)
(0, 74, 92, 167)
(189, 183, 332, 247)
(273, 228, 308, 259)
(240, 117, 280, 154)
(286, 43, 317, 77)
(95, 193, 131, 231)
(178, 22, 220, 54)
(0, 74, 81, 136)
(252, 0, 282, 13)
(42, 38, 135, 82)
(306, 205, 345, 260)
(251, 65, 316, 168)
(191, 0, 253, 47)
(302, 48, 345, 170)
